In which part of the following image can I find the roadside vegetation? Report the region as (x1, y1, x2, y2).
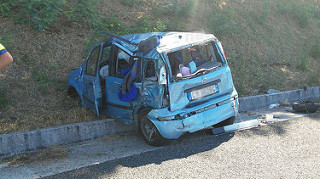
(0, 0, 319, 134)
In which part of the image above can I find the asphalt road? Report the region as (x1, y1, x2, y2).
(44, 113, 320, 179)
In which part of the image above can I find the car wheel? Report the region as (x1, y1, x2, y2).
(138, 109, 167, 146)
(213, 116, 236, 128)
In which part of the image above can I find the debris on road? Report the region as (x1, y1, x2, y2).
(212, 119, 259, 135)
(269, 103, 280, 109)
(213, 105, 313, 135)
(262, 114, 274, 124)
(292, 98, 320, 113)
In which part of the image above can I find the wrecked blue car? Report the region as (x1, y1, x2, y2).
(67, 31, 239, 146)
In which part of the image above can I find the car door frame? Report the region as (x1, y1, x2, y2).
(104, 43, 138, 123)
(81, 44, 103, 115)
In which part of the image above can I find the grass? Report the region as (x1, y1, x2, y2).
(0, 85, 9, 109)
(296, 57, 309, 72)
(252, 0, 272, 25)
(206, 4, 237, 37)
(310, 44, 320, 59)
(32, 70, 49, 94)
(0, 33, 12, 45)
(131, 16, 167, 33)
(152, 0, 194, 18)
(277, 1, 319, 28)
(293, 5, 312, 28)
(120, 0, 141, 7)
(307, 70, 320, 86)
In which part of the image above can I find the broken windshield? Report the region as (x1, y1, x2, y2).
(167, 42, 223, 80)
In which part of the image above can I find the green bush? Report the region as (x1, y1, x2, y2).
(64, 0, 101, 28)
(18, 0, 64, 30)
(103, 15, 128, 34)
(0, 1, 16, 16)
(0, 0, 104, 31)
(0, 0, 65, 31)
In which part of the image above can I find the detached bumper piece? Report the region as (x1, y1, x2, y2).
(212, 119, 259, 135)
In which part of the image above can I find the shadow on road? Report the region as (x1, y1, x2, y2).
(235, 121, 289, 137)
(307, 112, 320, 121)
(44, 132, 233, 179)
(43, 112, 316, 179)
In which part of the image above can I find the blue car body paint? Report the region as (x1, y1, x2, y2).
(67, 32, 239, 139)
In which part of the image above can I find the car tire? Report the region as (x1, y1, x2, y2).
(213, 116, 236, 128)
(138, 109, 167, 146)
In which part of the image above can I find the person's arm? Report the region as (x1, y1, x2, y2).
(0, 44, 13, 70)
(0, 51, 13, 70)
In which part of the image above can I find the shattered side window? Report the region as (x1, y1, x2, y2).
(116, 49, 131, 78)
(144, 59, 156, 81)
(85, 46, 100, 76)
(167, 42, 223, 79)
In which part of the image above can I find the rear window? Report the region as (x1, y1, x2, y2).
(167, 42, 223, 80)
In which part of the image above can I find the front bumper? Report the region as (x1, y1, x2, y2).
(147, 92, 239, 139)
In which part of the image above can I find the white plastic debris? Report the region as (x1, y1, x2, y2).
(212, 119, 259, 135)
(262, 114, 274, 123)
(269, 103, 280, 109)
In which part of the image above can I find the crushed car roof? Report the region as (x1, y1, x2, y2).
(111, 32, 217, 59)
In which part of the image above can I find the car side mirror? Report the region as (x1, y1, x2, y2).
(158, 66, 167, 85)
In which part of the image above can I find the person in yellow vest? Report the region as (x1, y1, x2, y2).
(0, 43, 13, 70)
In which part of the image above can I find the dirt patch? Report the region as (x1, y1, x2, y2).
(1, 145, 70, 167)
(101, 134, 126, 142)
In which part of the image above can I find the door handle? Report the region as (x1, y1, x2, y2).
(114, 82, 121, 85)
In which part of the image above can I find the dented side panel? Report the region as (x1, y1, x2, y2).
(142, 82, 165, 109)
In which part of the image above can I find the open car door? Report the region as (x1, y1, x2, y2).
(104, 45, 137, 123)
(82, 45, 103, 115)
